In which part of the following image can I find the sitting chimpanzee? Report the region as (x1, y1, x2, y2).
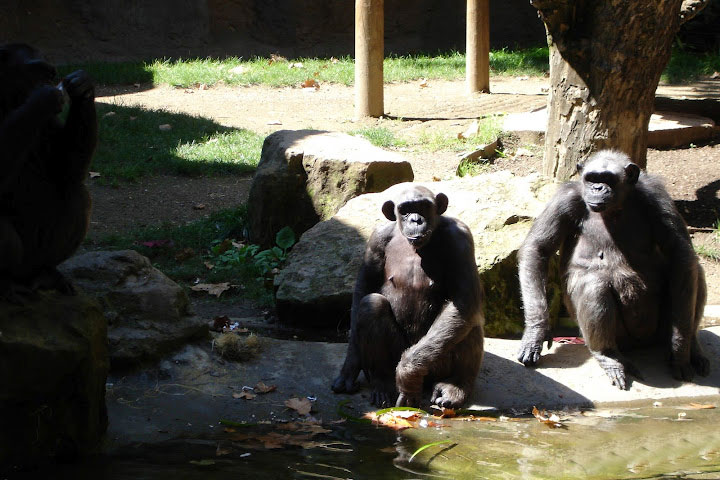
(517, 150, 709, 389)
(332, 185, 484, 408)
(0, 44, 96, 298)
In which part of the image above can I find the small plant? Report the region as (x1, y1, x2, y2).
(350, 126, 407, 148)
(211, 226, 296, 281)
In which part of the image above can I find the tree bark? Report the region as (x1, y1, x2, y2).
(533, 0, 708, 180)
(466, 0, 490, 93)
(355, 0, 384, 119)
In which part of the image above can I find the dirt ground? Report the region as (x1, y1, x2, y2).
(88, 77, 720, 305)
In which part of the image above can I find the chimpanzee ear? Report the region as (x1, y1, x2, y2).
(435, 193, 448, 215)
(382, 200, 396, 221)
(625, 163, 640, 185)
(576, 162, 584, 176)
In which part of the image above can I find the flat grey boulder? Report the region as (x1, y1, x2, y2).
(0, 291, 108, 468)
(247, 129, 414, 247)
(59, 250, 207, 368)
(274, 172, 560, 335)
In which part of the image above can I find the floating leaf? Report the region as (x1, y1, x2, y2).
(430, 405, 456, 418)
(532, 406, 566, 429)
(409, 440, 453, 462)
(285, 397, 312, 416)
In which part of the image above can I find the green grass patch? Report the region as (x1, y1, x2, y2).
(89, 206, 274, 304)
(94, 102, 263, 182)
(59, 48, 719, 88)
(416, 115, 503, 153)
(58, 49, 551, 88)
(349, 126, 408, 148)
(663, 49, 720, 84)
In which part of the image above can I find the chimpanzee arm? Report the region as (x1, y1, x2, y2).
(56, 70, 97, 183)
(395, 220, 482, 402)
(0, 86, 63, 191)
(517, 183, 584, 366)
(331, 224, 391, 393)
(641, 177, 703, 379)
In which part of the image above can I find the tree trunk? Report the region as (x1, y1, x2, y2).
(533, 0, 703, 180)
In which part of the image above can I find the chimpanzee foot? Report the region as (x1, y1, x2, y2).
(331, 373, 358, 394)
(594, 352, 641, 390)
(430, 382, 467, 408)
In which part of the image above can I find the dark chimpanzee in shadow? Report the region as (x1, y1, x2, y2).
(518, 150, 709, 390)
(332, 185, 484, 408)
(0, 44, 96, 298)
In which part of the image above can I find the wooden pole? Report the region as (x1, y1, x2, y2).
(355, 0, 384, 118)
(466, 0, 490, 93)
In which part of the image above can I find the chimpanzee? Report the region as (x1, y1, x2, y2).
(0, 44, 96, 298)
(331, 185, 484, 408)
(517, 150, 709, 389)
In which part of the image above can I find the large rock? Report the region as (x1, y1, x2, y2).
(0, 291, 108, 469)
(274, 172, 561, 336)
(247, 130, 414, 247)
(59, 250, 207, 368)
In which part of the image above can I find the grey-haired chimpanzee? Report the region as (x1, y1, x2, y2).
(331, 185, 484, 408)
(517, 150, 709, 389)
(0, 44, 96, 297)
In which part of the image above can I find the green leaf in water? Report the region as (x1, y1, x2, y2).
(409, 440, 454, 463)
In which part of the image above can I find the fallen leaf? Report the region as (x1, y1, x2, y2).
(174, 247, 195, 262)
(687, 403, 716, 410)
(532, 406, 566, 429)
(103, 111, 116, 118)
(301, 79, 319, 89)
(204, 261, 215, 270)
(159, 124, 172, 131)
(330, 57, 339, 64)
(285, 397, 312, 416)
(191, 282, 231, 297)
(269, 54, 287, 64)
(214, 238, 233, 255)
(133, 83, 141, 88)
(430, 405, 456, 418)
(233, 391, 256, 400)
(313, 71, 320, 77)
(419, 78, 429, 88)
(88, 171, 101, 179)
(711, 71, 720, 79)
(199, 83, 209, 90)
(229, 65, 247, 75)
(189, 459, 216, 466)
(254, 381, 277, 394)
(288, 62, 304, 69)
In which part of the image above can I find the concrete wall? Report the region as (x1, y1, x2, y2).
(1, 0, 546, 63)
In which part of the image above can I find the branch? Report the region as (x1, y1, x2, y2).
(679, 0, 710, 24)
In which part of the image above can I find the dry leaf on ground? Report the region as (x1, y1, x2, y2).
(532, 406, 566, 429)
(285, 397, 312, 416)
(254, 381, 277, 394)
(191, 282, 231, 297)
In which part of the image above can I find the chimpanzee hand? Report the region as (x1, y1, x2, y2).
(62, 70, 94, 100)
(517, 326, 552, 366)
(27, 85, 64, 116)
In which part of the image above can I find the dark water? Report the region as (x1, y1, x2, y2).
(7, 400, 720, 480)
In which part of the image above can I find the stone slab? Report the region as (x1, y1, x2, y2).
(106, 325, 720, 446)
(503, 107, 718, 148)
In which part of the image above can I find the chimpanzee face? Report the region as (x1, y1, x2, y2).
(382, 186, 448, 249)
(0, 44, 57, 113)
(578, 151, 640, 214)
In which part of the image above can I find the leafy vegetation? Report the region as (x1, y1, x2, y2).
(89, 206, 288, 305)
(349, 126, 408, 148)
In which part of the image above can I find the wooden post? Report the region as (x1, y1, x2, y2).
(466, 0, 490, 93)
(355, 0, 384, 118)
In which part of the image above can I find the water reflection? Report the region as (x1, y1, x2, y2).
(10, 399, 720, 479)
